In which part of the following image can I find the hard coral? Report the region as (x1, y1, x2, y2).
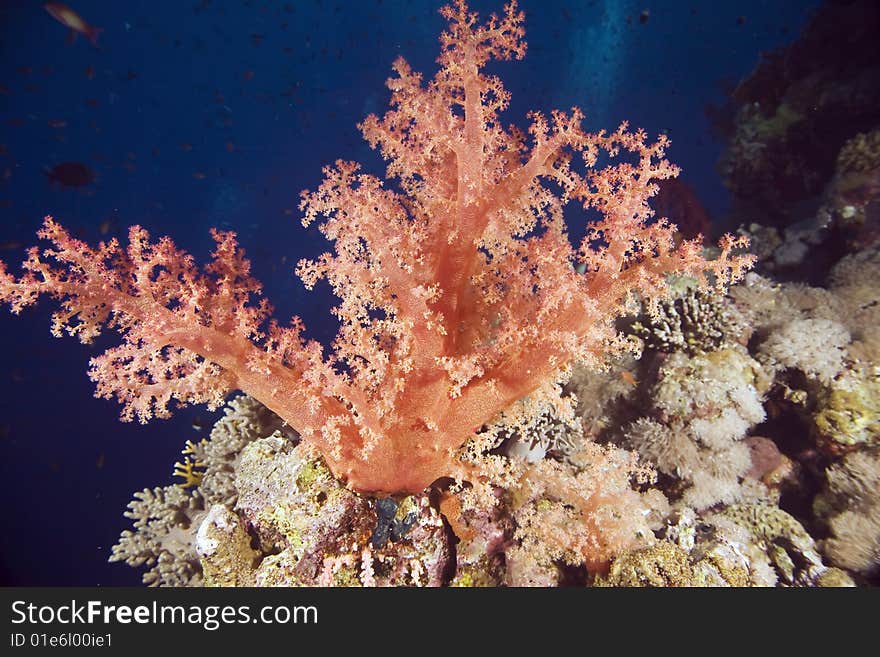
(629, 286, 737, 356)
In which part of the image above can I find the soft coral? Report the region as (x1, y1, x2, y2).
(0, 1, 753, 494)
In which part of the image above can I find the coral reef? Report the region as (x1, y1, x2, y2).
(758, 318, 850, 386)
(110, 395, 288, 586)
(711, 503, 836, 586)
(717, 0, 880, 228)
(196, 505, 259, 587)
(112, 396, 459, 587)
(111, 226, 880, 587)
(599, 504, 854, 588)
(4, 0, 880, 588)
(822, 129, 880, 240)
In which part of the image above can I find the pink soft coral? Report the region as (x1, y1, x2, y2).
(0, 1, 752, 494)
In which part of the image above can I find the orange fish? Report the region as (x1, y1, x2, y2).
(44, 3, 103, 47)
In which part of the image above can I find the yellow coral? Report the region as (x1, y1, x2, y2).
(172, 456, 205, 489)
(814, 372, 880, 452)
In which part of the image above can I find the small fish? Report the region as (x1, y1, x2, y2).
(44, 3, 103, 47)
(192, 171, 207, 180)
(619, 370, 638, 387)
(44, 161, 97, 188)
(47, 119, 67, 128)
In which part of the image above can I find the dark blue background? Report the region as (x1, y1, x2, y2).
(0, 0, 818, 585)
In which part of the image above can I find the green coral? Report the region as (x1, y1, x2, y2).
(451, 557, 503, 587)
(814, 371, 880, 452)
(596, 542, 704, 587)
(595, 541, 750, 587)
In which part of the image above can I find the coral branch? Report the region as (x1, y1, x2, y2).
(0, 1, 754, 495)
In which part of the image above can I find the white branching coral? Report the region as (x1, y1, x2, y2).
(629, 286, 740, 356)
(110, 394, 288, 585)
(109, 485, 206, 587)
